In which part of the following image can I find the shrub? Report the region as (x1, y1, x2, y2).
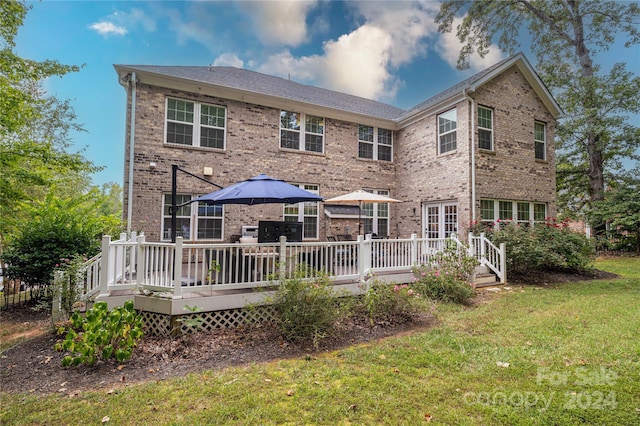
(53, 254, 88, 317)
(55, 301, 144, 366)
(412, 244, 478, 305)
(483, 220, 594, 274)
(269, 267, 346, 348)
(361, 279, 421, 324)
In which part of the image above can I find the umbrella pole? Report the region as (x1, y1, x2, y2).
(358, 201, 362, 235)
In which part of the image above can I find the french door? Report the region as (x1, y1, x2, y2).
(423, 202, 458, 239)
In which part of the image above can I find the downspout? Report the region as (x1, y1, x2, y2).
(464, 88, 477, 222)
(126, 72, 137, 233)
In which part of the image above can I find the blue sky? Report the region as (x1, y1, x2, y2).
(16, 0, 639, 186)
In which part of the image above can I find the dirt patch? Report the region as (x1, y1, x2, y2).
(0, 309, 434, 396)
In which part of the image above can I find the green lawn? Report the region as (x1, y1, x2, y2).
(1, 257, 639, 425)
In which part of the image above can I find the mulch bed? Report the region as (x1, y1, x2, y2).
(0, 268, 619, 396)
(0, 309, 434, 396)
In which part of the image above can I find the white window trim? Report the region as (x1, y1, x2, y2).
(283, 184, 320, 240)
(164, 97, 227, 150)
(478, 106, 494, 151)
(534, 121, 546, 160)
(438, 108, 458, 155)
(279, 111, 325, 153)
(358, 126, 393, 162)
(161, 194, 224, 241)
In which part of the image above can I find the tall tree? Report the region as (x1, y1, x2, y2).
(0, 1, 95, 237)
(436, 0, 640, 218)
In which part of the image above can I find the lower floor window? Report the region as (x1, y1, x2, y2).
(480, 199, 546, 227)
(284, 184, 319, 239)
(363, 189, 390, 237)
(424, 202, 458, 239)
(162, 194, 223, 241)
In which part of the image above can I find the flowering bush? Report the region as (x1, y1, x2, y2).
(361, 279, 421, 324)
(412, 245, 478, 305)
(474, 219, 594, 274)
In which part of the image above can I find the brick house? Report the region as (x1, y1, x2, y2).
(114, 52, 561, 243)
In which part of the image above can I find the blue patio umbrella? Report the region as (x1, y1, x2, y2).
(191, 174, 324, 205)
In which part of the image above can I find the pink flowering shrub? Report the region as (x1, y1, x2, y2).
(361, 279, 423, 324)
(412, 245, 478, 305)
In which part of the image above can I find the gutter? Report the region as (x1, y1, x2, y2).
(463, 88, 477, 222)
(126, 72, 137, 232)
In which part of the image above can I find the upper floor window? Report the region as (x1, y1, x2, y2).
(284, 184, 320, 239)
(162, 194, 223, 241)
(478, 106, 493, 151)
(165, 98, 226, 149)
(438, 109, 457, 154)
(534, 121, 546, 160)
(358, 125, 393, 161)
(280, 111, 324, 153)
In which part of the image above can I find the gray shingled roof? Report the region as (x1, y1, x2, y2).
(398, 53, 522, 120)
(117, 53, 530, 123)
(116, 65, 407, 121)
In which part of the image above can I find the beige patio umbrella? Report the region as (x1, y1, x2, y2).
(324, 190, 401, 235)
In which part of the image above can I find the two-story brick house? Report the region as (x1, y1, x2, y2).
(115, 52, 561, 243)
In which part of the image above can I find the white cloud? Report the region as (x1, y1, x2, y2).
(257, 1, 439, 101)
(436, 17, 505, 71)
(89, 21, 128, 36)
(212, 53, 245, 68)
(238, 0, 319, 47)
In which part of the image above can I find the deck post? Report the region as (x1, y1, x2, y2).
(499, 242, 507, 283)
(136, 233, 145, 286)
(480, 232, 486, 259)
(410, 233, 418, 265)
(173, 237, 183, 298)
(129, 231, 137, 275)
(468, 232, 475, 257)
(358, 235, 370, 283)
(279, 236, 287, 281)
(97, 235, 111, 298)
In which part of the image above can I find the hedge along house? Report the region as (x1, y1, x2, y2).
(115, 52, 562, 244)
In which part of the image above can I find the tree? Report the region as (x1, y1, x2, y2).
(1, 190, 124, 302)
(590, 167, 640, 253)
(436, 0, 640, 218)
(1, 1, 95, 237)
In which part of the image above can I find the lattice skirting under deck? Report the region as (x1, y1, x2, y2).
(140, 305, 277, 336)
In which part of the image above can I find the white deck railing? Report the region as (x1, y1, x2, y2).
(468, 232, 507, 283)
(80, 231, 506, 300)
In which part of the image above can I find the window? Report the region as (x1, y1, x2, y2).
(280, 111, 324, 153)
(358, 125, 393, 161)
(166, 98, 226, 149)
(533, 203, 546, 224)
(517, 202, 530, 225)
(499, 200, 513, 221)
(284, 184, 319, 239)
(480, 199, 495, 225)
(424, 202, 458, 239)
(479, 199, 547, 227)
(162, 194, 223, 241)
(362, 189, 390, 237)
(535, 121, 546, 160)
(478, 106, 493, 150)
(438, 109, 457, 154)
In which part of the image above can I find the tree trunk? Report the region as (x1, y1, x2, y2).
(569, 0, 605, 204)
